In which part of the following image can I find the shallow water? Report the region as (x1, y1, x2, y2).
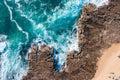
(0, 0, 108, 80)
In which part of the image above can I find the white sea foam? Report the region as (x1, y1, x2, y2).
(0, 35, 7, 42)
(0, 37, 10, 80)
(0, 35, 27, 80)
(0, 42, 7, 53)
(4, 0, 29, 40)
(0, 50, 10, 80)
(47, 0, 83, 23)
(90, 0, 108, 7)
(69, 24, 79, 52)
(36, 24, 44, 29)
(0, 35, 7, 53)
(0, 41, 28, 80)
(15, 0, 20, 3)
(11, 51, 28, 80)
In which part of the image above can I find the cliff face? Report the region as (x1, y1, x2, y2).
(23, 0, 120, 80)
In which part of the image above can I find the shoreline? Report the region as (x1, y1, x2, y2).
(23, 0, 120, 80)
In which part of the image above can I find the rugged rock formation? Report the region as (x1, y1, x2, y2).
(23, 0, 120, 80)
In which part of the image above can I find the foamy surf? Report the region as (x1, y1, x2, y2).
(0, 35, 9, 80)
(90, 0, 108, 7)
(0, 43, 28, 80)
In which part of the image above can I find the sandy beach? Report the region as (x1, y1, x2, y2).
(93, 44, 120, 80)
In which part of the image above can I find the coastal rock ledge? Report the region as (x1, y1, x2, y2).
(23, 0, 120, 80)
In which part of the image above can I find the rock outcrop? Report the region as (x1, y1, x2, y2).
(23, 0, 120, 80)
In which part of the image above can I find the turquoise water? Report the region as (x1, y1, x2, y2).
(0, 0, 107, 80)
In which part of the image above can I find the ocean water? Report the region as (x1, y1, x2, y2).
(0, 0, 108, 80)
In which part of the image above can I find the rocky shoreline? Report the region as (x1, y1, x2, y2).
(22, 0, 120, 80)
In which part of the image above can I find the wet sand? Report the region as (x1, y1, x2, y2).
(93, 44, 120, 80)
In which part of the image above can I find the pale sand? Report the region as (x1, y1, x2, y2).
(92, 44, 120, 80)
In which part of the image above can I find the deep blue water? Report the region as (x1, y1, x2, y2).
(0, 0, 107, 80)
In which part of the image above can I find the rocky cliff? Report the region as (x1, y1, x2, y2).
(23, 0, 120, 80)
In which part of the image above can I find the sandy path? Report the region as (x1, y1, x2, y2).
(92, 44, 120, 80)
